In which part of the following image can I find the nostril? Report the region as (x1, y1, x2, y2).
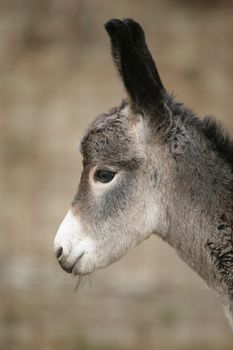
(56, 246, 63, 260)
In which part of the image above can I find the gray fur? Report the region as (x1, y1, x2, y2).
(54, 19, 233, 328)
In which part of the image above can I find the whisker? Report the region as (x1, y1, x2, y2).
(74, 275, 82, 292)
(88, 275, 92, 289)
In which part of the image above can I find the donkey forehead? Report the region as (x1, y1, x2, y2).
(80, 102, 137, 165)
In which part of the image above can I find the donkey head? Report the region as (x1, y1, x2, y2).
(53, 19, 190, 275)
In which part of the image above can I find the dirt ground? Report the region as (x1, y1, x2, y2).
(1, 1, 233, 349)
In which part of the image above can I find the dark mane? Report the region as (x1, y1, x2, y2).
(170, 98, 233, 169)
(200, 116, 233, 169)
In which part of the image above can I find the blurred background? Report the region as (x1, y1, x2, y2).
(1, 0, 233, 349)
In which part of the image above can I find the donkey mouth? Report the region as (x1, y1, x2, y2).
(58, 252, 85, 274)
(71, 252, 85, 275)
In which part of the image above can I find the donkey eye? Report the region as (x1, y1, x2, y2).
(94, 170, 116, 183)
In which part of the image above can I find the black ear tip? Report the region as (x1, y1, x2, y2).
(123, 18, 144, 36)
(123, 18, 137, 25)
(104, 19, 122, 35)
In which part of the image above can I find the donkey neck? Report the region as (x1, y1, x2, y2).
(159, 157, 233, 295)
(163, 207, 219, 289)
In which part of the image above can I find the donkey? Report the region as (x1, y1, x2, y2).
(54, 19, 233, 328)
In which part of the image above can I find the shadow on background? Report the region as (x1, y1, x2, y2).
(1, 1, 233, 349)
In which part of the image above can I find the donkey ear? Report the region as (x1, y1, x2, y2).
(105, 19, 167, 115)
